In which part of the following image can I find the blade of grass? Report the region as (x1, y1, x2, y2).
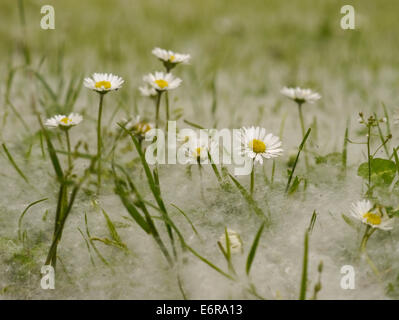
(342, 120, 349, 171)
(171, 204, 202, 241)
(285, 128, 311, 193)
(307, 210, 317, 234)
(18, 198, 48, 240)
(246, 222, 265, 275)
(2, 143, 29, 184)
(299, 230, 309, 300)
(228, 173, 269, 224)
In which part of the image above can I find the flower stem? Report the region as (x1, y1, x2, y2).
(65, 130, 72, 171)
(250, 160, 255, 195)
(97, 93, 104, 193)
(359, 225, 380, 277)
(297, 103, 309, 169)
(155, 91, 162, 129)
(367, 124, 372, 197)
(165, 91, 170, 133)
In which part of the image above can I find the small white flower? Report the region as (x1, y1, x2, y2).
(183, 137, 217, 164)
(139, 85, 157, 97)
(218, 229, 243, 254)
(350, 200, 394, 231)
(84, 73, 124, 93)
(281, 87, 321, 104)
(124, 116, 154, 138)
(152, 47, 190, 65)
(45, 113, 83, 129)
(237, 126, 283, 164)
(143, 72, 182, 92)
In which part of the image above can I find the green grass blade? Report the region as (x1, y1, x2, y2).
(299, 230, 309, 300)
(183, 119, 205, 129)
(228, 173, 268, 224)
(246, 222, 265, 275)
(342, 120, 349, 171)
(171, 204, 202, 241)
(2, 143, 29, 184)
(38, 116, 64, 180)
(18, 198, 48, 240)
(285, 128, 311, 193)
(307, 210, 317, 233)
(101, 208, 123, 244)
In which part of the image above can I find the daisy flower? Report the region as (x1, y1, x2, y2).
(350, 200, 394, 230)
(143, 72, 182, 92)
(125, 116, 154, 139)
(281, 87, 321, 104)
(84, 73, 124, 93)
(45, 113, 83, 129)
(139, 85, 157, 97)
(152, 47, 190, 70)
(237, 126, 283, 165)
(183, 137, 216, 164)
(218, 229, 243, 254)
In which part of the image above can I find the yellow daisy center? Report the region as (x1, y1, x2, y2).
(249, 139, 266, 154)
(95, 80, 111, 89)
(134, 122, 152, 134)
(170, 55, 175, 62)
(195, 147, 202, 157)
(363, 212, 382, 225)
(60, 117, 71, 125)
(154, 79, 169, 89)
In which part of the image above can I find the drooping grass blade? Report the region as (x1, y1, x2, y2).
(2, 143, 29, 184)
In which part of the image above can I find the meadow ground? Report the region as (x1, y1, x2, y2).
(1, 0, 399, 299)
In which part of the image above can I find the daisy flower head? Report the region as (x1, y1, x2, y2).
(45, 113, 83, 129)
(350, 200, 394, 231)
(84, 73, 124, 93)
(143, 72, 182, 92)
(183, 137, 217, 164)
(281, 87, 321, 104)
(125, 116, 154, 139)
(237, 126, 283, 164)
(152, 47, 190, 70)
(139, 85, 157, 97)
(218, 229, 243, 254)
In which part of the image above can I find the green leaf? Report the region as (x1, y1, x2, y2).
(357, 158, 396, 185)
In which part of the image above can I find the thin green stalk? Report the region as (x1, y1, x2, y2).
(165, 91, 170, 132)
(97, 93, 104, 193)
(65, 130, 72, 171)
(297, 103, 309, 169)
(250, 161, 255, 195)
(342, 120, 349, 172)
(367, 125, 372, 196)
(299, 230, 309, 300)
(359, 226, 380, 277)
(155, 91, 162, 128)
